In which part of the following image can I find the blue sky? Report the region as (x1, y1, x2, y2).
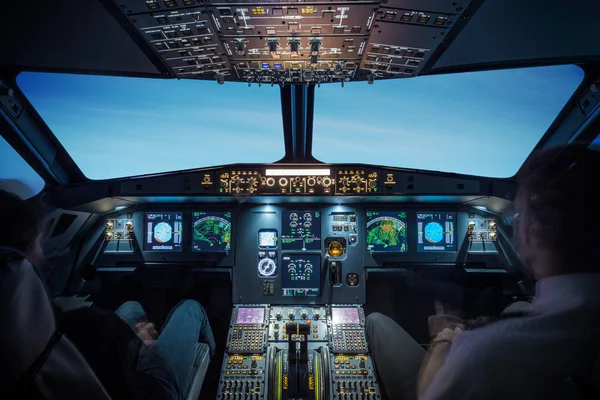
(15, 65, 583, 180)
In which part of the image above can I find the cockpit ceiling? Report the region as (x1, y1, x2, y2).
(0, 0, 599, 83)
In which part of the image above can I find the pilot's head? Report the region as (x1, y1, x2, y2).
(514, 145, 600, 278)
(0, 190, 46, 266)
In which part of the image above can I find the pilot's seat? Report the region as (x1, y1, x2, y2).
(0, 248, 210, 400)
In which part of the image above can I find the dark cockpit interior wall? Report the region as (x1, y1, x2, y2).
(2, 0, 600, 399)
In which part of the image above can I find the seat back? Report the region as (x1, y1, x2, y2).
(0, 248, 111, 399)
(185, 343, 211, 400)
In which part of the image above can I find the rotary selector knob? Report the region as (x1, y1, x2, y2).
(258, 258, 276, 277)
(301, 309, 308, 319)
(313, 310, 321, 320)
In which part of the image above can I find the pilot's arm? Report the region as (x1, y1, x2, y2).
(418, 330, 487, 400)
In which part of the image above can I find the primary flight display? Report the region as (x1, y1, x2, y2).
(144, 212, 183, 251)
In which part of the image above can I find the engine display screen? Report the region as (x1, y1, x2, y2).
(282, 254, 320, 296)
(332, 307, 360, 324)
(191, 211, 232, 252)
(281, 211, 321, 250)
(365, 211, 408, 252)
(258, 229, 278, 249)
(144, 212, 183, 251)
(236, 307, 265, 324)
(417, 212, 457, 252)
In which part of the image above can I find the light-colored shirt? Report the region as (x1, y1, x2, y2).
(421, 273, 600, 400)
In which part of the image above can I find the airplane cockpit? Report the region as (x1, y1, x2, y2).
(1, 0, 600, 399)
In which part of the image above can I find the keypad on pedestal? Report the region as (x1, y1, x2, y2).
(331, 324, 368, 353)
(229, 324, 265, 353)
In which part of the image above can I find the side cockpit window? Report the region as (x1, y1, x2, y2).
(0, 135, 45, 198)
(590, 132, 600, 152)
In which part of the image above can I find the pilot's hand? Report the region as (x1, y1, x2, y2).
(136, 322, 159, 340)
(428, 314, 464, 339)
(435, 326, 463, 343)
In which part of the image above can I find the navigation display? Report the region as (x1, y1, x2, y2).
(258, 229, 278, 249)
(282, 254, 321, 296)
(191, 211, 232, 252)
(332, 307, 360, 325)
(365, 211, 407, 252)
(144, 212, 183, 251)
(417, 212, 457, 252)
(281, 211, 321, 250)
(236, 307, 265, 324)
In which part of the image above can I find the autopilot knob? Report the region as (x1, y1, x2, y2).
(251, 359, 257, 368)
(359, 359, 366, 369)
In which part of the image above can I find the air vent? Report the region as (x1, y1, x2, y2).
(51, 214, 78, 238)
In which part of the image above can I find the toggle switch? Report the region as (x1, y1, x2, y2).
(268, 41, 279, 57)
(235, 40, 245, 56)
(289, 41, 299, 57)
(310, 40, 320, 55)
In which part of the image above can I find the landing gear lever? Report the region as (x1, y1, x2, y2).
(329, 260, 343, 286)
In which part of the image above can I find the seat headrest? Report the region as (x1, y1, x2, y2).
(0, 257, 55, 387)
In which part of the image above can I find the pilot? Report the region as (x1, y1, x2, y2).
(366, 146, 600, 400)
(0, 189, 215, 399)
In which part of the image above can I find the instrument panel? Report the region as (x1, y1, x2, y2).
(118, 165, 482, 196)
(218, 168, 379, 195)
(109, 0, 474, 84)
(96, 203, 501, 304)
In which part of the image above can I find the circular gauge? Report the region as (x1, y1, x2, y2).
(288, 263, 296, 273)
(327, 240, 344, 257)
(258, 258, 277, 277)
(424, 222, 444, 243)
(304, 221, 312, 228)
(304, 213, 313, 221)
(153, 222, 173, 243)
(305, 263, 313, 273)
(290, 221, 298, 228)
(290, 213, 299, 221)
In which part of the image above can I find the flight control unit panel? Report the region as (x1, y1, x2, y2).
(218, 304, 380, 400)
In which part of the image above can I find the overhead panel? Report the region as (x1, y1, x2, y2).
(110, 0, 474, 84)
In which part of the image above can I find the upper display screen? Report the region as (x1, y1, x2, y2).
(236, 307, 265, 325)
(258, 229, 278, 249)
(281, 211, 321, 251)
(191, 211, 232, 252)
(365, 211, 407, 252)
(282, 254, 321, 297)
(417, 212, 457, 252)
(332, 308, 360, 325)
(144, 212, 183, 252)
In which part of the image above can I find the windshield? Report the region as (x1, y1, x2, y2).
(17, 72, 284, 180)
(18, 66, 583, 180)
(313, 65, 584, 177)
